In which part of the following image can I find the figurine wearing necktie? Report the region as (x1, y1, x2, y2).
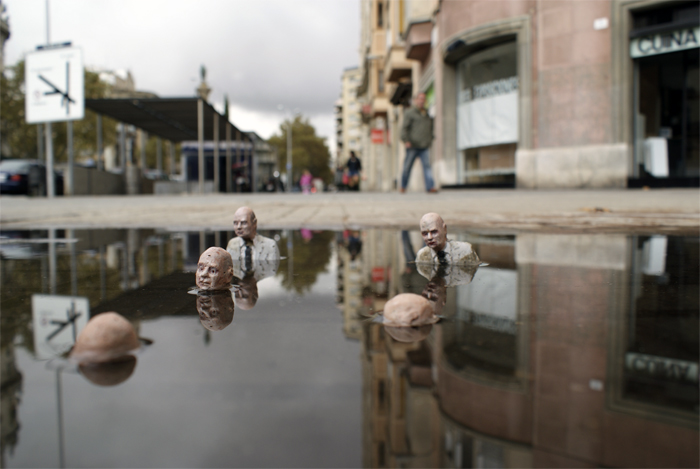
(226, 206, 280, 272)
(415, 212, 480, 265)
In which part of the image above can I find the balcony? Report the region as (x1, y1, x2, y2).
(384, 46, 412, 83)
(405, 20, 432, 61)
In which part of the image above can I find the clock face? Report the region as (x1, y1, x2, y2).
(25, 46, 85, 123)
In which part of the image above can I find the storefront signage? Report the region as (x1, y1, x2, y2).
(625, 352, 699, 383)
(371, 129, 384, 144)
(457, 76, 519, 150)
(631, 26, 700, 58)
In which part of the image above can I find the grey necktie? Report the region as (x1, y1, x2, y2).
(244, 244, 253, 272)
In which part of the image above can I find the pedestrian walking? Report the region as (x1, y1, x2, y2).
(400, 92, 437, 193)
(345, 151, 362, 191)
(300, 169, 313, 194)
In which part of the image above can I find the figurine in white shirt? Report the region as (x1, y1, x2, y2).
(415, 212, 480, 265)
(226, 206, 280, 271)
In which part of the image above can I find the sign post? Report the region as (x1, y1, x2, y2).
(25, 46, 84, 197)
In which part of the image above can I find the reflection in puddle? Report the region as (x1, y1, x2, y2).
(1, 228, 698, 467)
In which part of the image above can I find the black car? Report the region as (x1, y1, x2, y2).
(0, 159, 64, 196)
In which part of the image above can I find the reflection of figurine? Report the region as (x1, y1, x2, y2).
(196, 247, 234, 291)
(415, 212, 479, 265)
(197, 291, 235, 331)
(230, 256, 279, 310)
(70, 312, 142, 386)
(383, 293, 439, 327)
(234, 274, 259, 310)
(421, 275, 447, 317)
(227, 207, 280, 271)
(384, 325, 433, 343)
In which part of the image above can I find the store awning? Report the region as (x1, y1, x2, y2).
(85, 97, 250, 143)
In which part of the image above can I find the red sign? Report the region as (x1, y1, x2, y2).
(371, 267, 386, 283)
(371, 129, 384, 144)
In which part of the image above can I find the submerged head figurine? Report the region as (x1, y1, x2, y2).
(70, 312, 140, 364)
(416, 212, 480, 265)
(384, 325, 433, 343)
(420, 212, 448, 252)
(233, 206, 257, 241)
(197, 291, 235, 331)
(383, 293, 439, 327)
(196, 247, 234, 291)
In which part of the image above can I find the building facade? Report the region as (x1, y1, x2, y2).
(338, 67, 363, 170)
(354, 0, 699, 190)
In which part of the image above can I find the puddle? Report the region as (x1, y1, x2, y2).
(1, 228, 698, 468)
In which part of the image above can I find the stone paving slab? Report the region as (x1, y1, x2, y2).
(1, 189, 698, 234)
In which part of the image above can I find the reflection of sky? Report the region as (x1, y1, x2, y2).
(9, 255, 361, 468)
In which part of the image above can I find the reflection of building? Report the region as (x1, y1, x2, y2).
(0, 343, 22, 469)
(352, 0, 699, 190)
(338, 68, 363, 168)
(358, 229, 699, 468)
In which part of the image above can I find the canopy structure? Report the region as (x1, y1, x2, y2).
(85, 97, 249, 143)
(85, 97, 251, 193)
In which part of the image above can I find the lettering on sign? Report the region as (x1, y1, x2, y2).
(631, 27, 700, 58)
(625, 352, 699, 383)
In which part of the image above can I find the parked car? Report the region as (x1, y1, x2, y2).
(0, 159, 64, 196)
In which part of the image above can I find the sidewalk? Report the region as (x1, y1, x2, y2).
(1, 189, 698, 234)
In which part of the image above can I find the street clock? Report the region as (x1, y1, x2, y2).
(25, 46, 84, 123)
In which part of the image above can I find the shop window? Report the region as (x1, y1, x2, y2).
(456, 40, 518, 184)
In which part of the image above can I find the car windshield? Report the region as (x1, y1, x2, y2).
(0, 160, 32, 173)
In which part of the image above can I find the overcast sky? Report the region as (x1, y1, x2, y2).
(3, 0, 360, 154)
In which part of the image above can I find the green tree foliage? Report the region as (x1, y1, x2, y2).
(1, 59, 117, 162)
(268, 115, 332, 185)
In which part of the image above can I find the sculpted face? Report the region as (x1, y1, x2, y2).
(233, 207, 257, 240)
(196, 247, 234, 291)
(420, 213, 447, 252)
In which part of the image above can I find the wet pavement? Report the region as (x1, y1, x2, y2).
(1, 226, 698, 468)
(1, 188, 699, 233)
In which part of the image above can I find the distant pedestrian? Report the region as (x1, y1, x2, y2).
(300, 169, 313, 194)
(400, 93, 437, 193)
(346, 151, 362, 191)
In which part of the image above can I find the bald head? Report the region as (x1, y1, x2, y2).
(233, 206, 257, 240)
(420, 212, 447, 252)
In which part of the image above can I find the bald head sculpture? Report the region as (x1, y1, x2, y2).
(233, 206, 257, 241)
(70, 312, 140, 364)
(196, 247, 234, 291)
(420, 212, 448, 252)
(383, 293, 439, 327)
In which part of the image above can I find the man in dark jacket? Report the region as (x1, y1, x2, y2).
(400, 93, 437, 193)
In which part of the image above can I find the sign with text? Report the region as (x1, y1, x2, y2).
(371, 129, 384, 144)
(631, 26, 699, 58)
(25, 46, 85, 123)
(32, 294, 89, 360)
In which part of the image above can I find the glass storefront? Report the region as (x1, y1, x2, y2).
(631, 4, 700, 184)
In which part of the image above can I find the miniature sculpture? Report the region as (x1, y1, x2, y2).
(70, 312, 142, 386)
(227, 207, 280, 272)
(382, 293, 439, 327)
(417, 262, 479, 287)
(70, 312, 140, 364)
(197, 291, 235, 331)
(415, 212, 480, 265)
(196, 247, 234, 291)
